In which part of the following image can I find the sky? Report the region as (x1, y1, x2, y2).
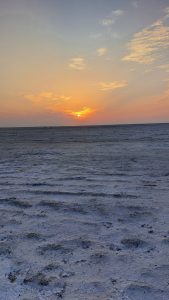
(0, 0, 169, 127)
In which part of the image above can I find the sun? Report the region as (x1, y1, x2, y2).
(66, 107, 94, 120)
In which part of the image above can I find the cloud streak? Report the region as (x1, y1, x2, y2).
(99, 81, 128, 91)
(69, 57, 86, 70)
(101, 9, 124, 26)
(158, 64, 169, 73)
(96, 48, 108, 56)
(25, 92, 71, 110)
(113, 10, 124, 16)
(123, 10, 169, 64)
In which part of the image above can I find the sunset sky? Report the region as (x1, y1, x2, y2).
(0, 0, 169, 126)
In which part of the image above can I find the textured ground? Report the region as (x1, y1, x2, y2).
(0, 124, 169, 299)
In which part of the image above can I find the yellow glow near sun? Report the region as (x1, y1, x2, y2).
(66, 107, 94, 120)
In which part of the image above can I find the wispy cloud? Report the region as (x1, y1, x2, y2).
(122, 9, 169, 64)
(163, 77, 169, 82)
(113, 10, 124, 16)
(25, 92, 71, 108)
(157, 64, 169, 72)
(131, 1, 138, 8)
(69, 57, 86, 70)
(101, 9, 124, 26)
(96, 48, 108, 56)
(164, 6, 169, 19)
(101, 18, 115, 26)
(111, 32, 121, 39)
(99, 81, 128, 91)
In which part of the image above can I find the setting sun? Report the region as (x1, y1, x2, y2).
(66, 107, 94, 120)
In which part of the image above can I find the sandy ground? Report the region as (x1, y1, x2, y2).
(0, 125, 169, 299)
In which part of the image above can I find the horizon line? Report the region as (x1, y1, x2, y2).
(0, 121, 169, 129)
